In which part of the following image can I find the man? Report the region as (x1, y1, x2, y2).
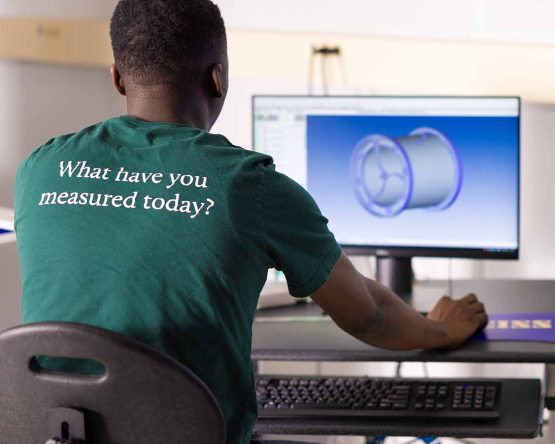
(14, 1, 487, 443)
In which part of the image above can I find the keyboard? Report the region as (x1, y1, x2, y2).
(256, 376, 501, 420)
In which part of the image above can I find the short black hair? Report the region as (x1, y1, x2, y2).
(110, 0, 226, 87)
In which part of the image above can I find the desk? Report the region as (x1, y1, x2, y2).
(0, 207, 19, 332)
(252, 280, 551, 438)
(0, 207, 15, 245)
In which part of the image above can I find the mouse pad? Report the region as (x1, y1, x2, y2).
(473, 312, 555, 342)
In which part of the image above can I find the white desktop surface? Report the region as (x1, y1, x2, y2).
(0, 207, 15, 244)
(0, 207, 20, 330)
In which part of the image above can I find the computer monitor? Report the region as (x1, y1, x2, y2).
(252, 95, 520, 295)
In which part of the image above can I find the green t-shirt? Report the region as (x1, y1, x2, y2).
(14, 116, 341, 444)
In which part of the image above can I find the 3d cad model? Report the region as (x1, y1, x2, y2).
(349, 127, 462, 218)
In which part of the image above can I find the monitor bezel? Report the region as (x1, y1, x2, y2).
(252, 94, 521, 260)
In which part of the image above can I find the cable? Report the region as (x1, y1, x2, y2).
(367, 436, 387, 444)
(321, 55, 329, 96)
(308, 49, 316, 96)
(338, 50, 349, 87)
(447, 258, 453, 297)
(400, 439, 420, 444)
(396, 362, 428, 378)
(308, 45, 342, 96)
(365, 255, 374, 278)
(315, 361, 322, 375)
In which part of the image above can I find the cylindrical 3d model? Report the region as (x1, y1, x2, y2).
(350, 127, 462, 217)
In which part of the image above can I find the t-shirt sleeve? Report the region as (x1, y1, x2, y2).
(262, 165, 342, 297)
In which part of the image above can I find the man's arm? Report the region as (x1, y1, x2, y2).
(311, 252, 488, 350)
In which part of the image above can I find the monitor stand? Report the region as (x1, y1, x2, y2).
(375, 256, 414, 304)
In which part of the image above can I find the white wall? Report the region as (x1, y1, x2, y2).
(0, 61, 124, 207)
(481, 102, 555, 278)
(218, 0, 555, 45)
(219, 0, 481, 40)
(0, 0, 117, 17)
(3, 0, 555, 46)
(1, 0, 555, 329)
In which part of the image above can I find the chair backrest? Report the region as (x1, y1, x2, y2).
(0, 322, 226, 444)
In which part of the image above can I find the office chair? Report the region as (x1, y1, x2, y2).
(0, 322, 227, 443)
(0, 322, 308, 444)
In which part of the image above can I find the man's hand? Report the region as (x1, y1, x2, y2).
(427, 294, 488, 349)
(312, 252, 489, 351)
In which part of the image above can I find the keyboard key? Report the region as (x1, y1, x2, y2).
(453, 403, 472, 411)
(390, 394, 409, 401)
(484, 400, 495, 410)
(393, 402, 408, 410)
(292, 403, 351, 410)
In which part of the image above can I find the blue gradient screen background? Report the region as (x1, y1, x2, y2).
(306, 115, 519, 250)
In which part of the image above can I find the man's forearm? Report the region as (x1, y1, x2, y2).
(349, 278, 449, 350)
(311, 253, 483, 351)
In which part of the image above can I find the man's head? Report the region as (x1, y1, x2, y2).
(110, 0, 228, 129)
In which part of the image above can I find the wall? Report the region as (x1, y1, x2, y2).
(1, 1, 555, 330)
(216, 28, 555, 142)
(4, 0, 555, 44)
(481, 102, 555, 279)
(219, 0, 555, 46)
(0, 0, 117, 17)
(0, 61, 124, 206)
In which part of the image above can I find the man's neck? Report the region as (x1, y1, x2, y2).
(125, 87, 211, 131)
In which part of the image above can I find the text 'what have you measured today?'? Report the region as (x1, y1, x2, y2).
(37, 161, 215, 219)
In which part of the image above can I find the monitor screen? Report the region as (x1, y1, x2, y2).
(253, 96, 520, 259)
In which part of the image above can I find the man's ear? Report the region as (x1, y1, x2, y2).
(210, 63, 224, 98)
(111, 64, 126, 96)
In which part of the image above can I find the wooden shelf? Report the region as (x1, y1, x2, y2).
(0, 18, 111, 66)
